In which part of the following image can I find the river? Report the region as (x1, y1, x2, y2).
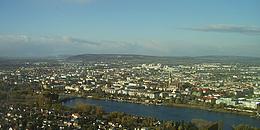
(63, 98, 260, 130)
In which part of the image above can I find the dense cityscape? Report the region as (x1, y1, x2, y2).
(0, 55, 260, 130)
(1, 0, 260, 129)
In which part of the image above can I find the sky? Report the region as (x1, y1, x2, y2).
(0, 0, 260, 57)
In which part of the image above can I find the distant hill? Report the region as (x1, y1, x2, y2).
(66, 54, 260, 65)
(0, 57, 59, 69)
(67, 54, 154, 62)
(2, 54, 260, 65)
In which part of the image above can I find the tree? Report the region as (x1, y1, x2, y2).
(163, 121, 176, 130)
(75, 103, 93, 114)
(178, 125, 184, 130)
(0, 91, 7, 100)
(175, 98, 182, 104)
(257, 104, 260, 113)
(95, 106, 104, 117)
(232, 124, 259, 130)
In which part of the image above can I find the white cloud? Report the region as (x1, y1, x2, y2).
(0, 34, 31, 43)
(182, 24, 260, 35)
(0, 34, 101, 45)
(0, 34, 163, 57)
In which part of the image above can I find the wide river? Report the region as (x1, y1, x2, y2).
(63, 98, 260, 130)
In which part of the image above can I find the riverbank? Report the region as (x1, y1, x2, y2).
(81, 95, 259, 119)
(164, 102, 257, 117)
(63, 97, 260, 130)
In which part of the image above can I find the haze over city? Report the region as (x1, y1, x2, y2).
(0, 0, 260, 57)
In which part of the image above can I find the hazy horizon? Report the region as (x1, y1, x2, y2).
(2, 53, 260, 59)
(0, 0, 260, 57)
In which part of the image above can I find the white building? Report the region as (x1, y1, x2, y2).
(216, 98, 237, 106)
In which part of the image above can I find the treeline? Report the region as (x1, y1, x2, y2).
(108, 111, 198, 130)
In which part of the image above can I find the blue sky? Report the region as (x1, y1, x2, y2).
(0, 0, 260, 57)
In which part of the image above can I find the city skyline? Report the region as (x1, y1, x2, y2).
(0, 0, 260, 57)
